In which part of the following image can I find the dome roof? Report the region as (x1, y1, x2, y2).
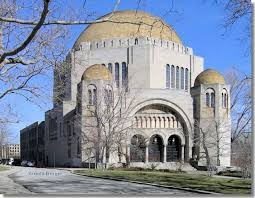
(194, 69, 225, 86)
(82, 64, 113, 81)
(75, 10, 182, 46)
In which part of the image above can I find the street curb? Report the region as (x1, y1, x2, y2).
(72, 171, 221, 195)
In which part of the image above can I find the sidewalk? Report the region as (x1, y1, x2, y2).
(0, 166, 33, 195)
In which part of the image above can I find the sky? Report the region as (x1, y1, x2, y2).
(7, 0, 251, 143)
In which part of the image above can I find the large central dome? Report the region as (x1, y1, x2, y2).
(75, 10, 182, 46)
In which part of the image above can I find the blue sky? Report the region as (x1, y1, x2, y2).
(8, 0, 251, 143)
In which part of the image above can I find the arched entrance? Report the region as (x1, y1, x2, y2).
(149, 134, 164, 162)
(130, 99, 192, 162)
(130, 134, 146, 162)
(167, 135, 181, 162)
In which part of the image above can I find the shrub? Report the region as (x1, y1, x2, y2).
(217, 170, 249, 178)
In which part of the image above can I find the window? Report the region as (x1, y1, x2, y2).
(115, 62, 120, 87)
(88, 90, 92, 105)
(211, 92, 215, 107)
(67, 122, 71, 137)
(181, 67, 184, 89)
(93, 89, 97, 104)
(176, 66, 179, 89)
(166, 64, 170, 88)
(224, 94, 227, 108)
(171, 65, 175, 88)
(135, 38, 138, 45)
(122, 62, 128, 88)
(108, 63, 112, 73)
(222, 89, 228, 108)
(77, 137, 81, 156)
(103, 42, 106, 47)
(205, 88, 215, 108)
(185, 68, 189, 91)
(109, 90, 113, 104)
(206, 93, 210, 107)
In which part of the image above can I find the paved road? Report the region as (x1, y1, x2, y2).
(9, 167, 199, 195)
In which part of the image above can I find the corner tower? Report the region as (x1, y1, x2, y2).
(191, 69, 231, 167)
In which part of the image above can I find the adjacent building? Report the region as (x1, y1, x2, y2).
(20, 121, 45, 167)
(20, 10, 231, 169)
(0, 144, 20, 160)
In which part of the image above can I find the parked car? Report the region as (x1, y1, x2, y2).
(21, 160, 28, 166)
(27, 161, 35, 167)
(8, 158, 14, 165)
(12, 159, 21, 166)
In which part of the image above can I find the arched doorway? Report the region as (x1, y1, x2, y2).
(167, 135, 181, 162)
(149, 134, 164, 162)
(130, 134, 146, 162)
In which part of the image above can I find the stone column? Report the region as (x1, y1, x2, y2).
(181, 145, 185, 162)
(163, 144, 167, 163)
(145, 142, 149, 163)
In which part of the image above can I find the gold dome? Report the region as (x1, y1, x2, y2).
(82, 64, 112, 81)
(194, 69, 225, 86)
(75, 10, 182, 46)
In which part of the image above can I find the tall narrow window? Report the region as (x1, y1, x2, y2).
(108, 63, 112, 73)
(185, 68, 189, 91)
(77, 137, 81, 155)
(181, 67, 184, 89)
(93, 89, 97, 105)
(166, 64, 170, 88)
(211, 92, 215, 107)
(222, 93, 224, 108)
(109, 90, 113, 104)
(88, 90, 92, 105)
(224, 94, 227, 108)
(206, 93, 210, 107)
(135, 38, 138, 45)
(115, 62, 120, 87)
(176, 66, 179, 89)
(171, 65, 175, 88)
(122, 62, 128, 88)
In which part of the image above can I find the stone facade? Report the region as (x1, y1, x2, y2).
(20, 10, 231, 169)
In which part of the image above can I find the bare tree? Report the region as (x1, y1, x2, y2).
(194, 118, 231, 176)
(231, 132, 252, 178)
(224, 68, 251, 143)
(76, 84, 140, 169)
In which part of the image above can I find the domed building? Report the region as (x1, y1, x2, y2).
(22, 10, 231, 169)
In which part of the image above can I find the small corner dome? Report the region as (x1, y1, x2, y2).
(82, 64, 113, 81)
(194, 69, 225, 86)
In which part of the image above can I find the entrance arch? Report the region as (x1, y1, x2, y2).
(148, 134, 164, 162)
(129, 99, 192, 162)
(167, 135, 181, 162)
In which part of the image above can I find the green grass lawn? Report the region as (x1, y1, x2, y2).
(0, 165, 9, 172)
(74, 169, 252, 194)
